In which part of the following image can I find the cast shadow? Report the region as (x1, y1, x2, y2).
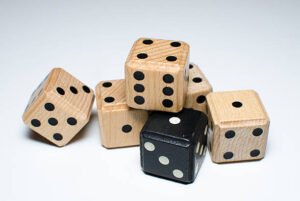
(26, 128, 54, 146)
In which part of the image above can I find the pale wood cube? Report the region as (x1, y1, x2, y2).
(125, 38, 190, 112)
(206, 90, 270, 163)
(184, 63, 212, 113)
(22, 68, 95, 146)
(96, 79, 149, 148)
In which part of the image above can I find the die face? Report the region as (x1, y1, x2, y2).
(211, 124, 269, 163)
(207, 90, 269, 124)
(125, 38, 190, 112)
(46, 68, 95, 118)
(140, 109, 208, 183)
(96, 80, 148, 148)
(141, 135, 193, 183)
(24, 96, 88, 146)
(207, 90, 270, 163)
(96, 80, 128, 110)
(141, 109, 207, 141)
(23, 68, 95, 146)
(98, 109, 148, 148)
(126, 38, 190, 70)
(184, 63, 212, 113)
(126, 68, 187, 112)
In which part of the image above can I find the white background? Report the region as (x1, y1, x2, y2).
(1, 0, 299, 201)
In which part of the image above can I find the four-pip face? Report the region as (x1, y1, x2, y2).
(125, 38, 190, 112)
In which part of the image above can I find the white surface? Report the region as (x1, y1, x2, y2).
(1, 0, 300, 201)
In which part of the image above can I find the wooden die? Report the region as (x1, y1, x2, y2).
(125, 38, 190, 112)
(22, 68, 95, 146)
(96, 79, 148, 148)
(184, 63, 212, 113)
(207, 90, 270, 163)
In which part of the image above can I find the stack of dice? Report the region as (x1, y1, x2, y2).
(22, 38, 270, 184)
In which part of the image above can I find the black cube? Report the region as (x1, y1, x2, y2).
(140, 109, 208, 183)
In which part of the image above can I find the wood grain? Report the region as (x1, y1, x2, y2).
(206, 90, 270, 163)
(184, 63, 212, 113)
(96, 79, 148, 148)
(22, 68, 95, 146)
(125, 38, 190, 112)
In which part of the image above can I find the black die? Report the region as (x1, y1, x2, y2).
(140, 109, 208, 183)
